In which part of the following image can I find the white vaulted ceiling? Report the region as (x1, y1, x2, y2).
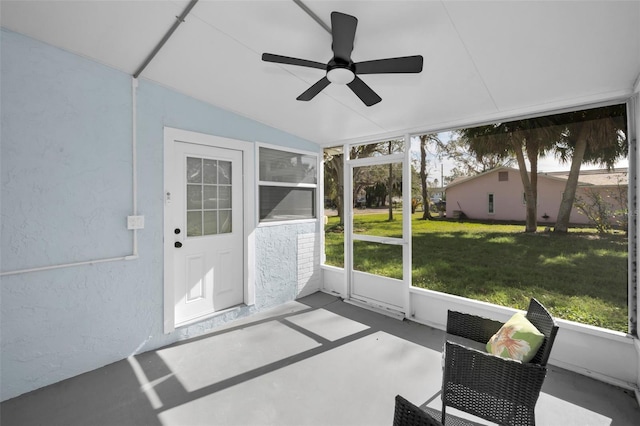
(2, 0, 639, 146)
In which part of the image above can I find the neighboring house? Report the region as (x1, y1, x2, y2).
(445, 166, 628, 226)
(429, 187, 445, 202)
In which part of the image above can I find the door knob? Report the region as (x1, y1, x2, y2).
(174, 241, 182, 248)
(174, 228, 181, 234)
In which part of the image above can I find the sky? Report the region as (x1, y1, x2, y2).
(410, 131, 629, 183)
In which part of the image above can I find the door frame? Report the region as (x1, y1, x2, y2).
(163, 127, 255, 333)
(343, 135, 412, 316)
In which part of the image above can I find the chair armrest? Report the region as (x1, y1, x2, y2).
(446, 310, 503, 344)
(526, 298, 559, 366)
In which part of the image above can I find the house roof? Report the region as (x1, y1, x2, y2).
(545, 168, 629, 186)
(1, 1, 639, 146)
(446, 166, 512, 189)
(446, 166, 629, 190)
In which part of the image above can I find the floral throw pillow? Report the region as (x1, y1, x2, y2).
(486, 312, 545, 362)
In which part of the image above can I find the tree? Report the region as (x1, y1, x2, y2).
(434, 134, 514, 176)
(324, 149, 344, 224)
(408, 158, 423, 213)
(418, 134, 440, 220)
(388, 142, 394, 220)
(457, 118, 560, 232)
(324, 140, 403, 225)
(574, 190, 613, 235)
(551, 105, 627, 233)
(609, 172, 629, 232)
(573, 172, 628, 235)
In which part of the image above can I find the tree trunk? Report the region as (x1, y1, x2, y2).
(527, 141, 539, 233)
(420, 136, 432, 220)
(512, 140, 537, 232)
(388, 143, 393, 221)
(388, 162, 393, 221)
(332, 155, 345, 225)
(554, 131, 588, 233)
(335, 185, 344, 225)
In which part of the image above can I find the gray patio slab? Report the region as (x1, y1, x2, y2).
(2, 291, 638, 425)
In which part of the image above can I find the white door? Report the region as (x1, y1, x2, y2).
(346, 143, 409, 313)
(169, 141, 243, 326)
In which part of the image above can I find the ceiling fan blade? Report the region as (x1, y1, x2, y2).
(347, 76, 381, 106)
(297, 77, 331, 101)
(355, 55, 424, 75)
(331, 12, 357, 61)
(262, 53, 326, 70)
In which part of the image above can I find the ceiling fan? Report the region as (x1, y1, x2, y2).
(262, 11, 423, 107)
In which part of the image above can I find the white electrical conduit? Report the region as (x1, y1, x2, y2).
(293, 0, 330, 33)
(0, 77, 140, 276)
(2, 1, 203, 276)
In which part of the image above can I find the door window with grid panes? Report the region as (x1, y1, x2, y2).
(186, 157, 232, 236)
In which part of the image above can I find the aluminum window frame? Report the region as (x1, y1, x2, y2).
(257, 143, 320, 225)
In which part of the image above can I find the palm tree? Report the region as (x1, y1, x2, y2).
(435, 134, 513, 175)
(458, 118, 559, 232)
(551, 104, 627, 233)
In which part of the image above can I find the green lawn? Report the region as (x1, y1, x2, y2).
(325, 212, 629, 333)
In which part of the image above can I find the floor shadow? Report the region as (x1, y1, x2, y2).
(314, 293, 446, 353)
(142, 323, 378, 413)
(541, 365, 640, 425)
(0, 356, 162, 426)
(2, 292, 637, 425)
(133, 292, 447, 422)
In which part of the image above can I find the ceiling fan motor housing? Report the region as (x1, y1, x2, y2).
(326, 59, 355, 84)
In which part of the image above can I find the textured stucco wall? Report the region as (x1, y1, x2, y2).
(0, 29, 320, 401)
(255, 224, 319, 308)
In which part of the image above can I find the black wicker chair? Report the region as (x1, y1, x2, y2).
(394, 395, 443, 426)
(441, 298, 558, 426)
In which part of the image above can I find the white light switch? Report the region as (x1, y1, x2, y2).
(127, 215, 145, 230)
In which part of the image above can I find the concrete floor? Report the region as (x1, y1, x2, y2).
(2, 292, 639, 426)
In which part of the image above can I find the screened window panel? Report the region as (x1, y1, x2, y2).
(260, 187, 316, 221)
(259, 147, 317, 184)
(349, 140, 404, 159)
(258, 147, 318, 223)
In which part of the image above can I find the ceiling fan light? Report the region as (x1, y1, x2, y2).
(327, 67, 355, 85)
